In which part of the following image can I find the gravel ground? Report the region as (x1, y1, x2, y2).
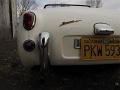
(0, 39, 120, 90)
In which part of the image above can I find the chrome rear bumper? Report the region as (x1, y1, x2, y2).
(38, 32, 50, 70)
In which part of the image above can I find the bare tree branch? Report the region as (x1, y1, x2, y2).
(17, 0, 38, 16)
(86, 0, 102, 8)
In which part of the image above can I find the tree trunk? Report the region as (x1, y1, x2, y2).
(0, 0, 16, 40)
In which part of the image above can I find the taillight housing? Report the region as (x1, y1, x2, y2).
(23, 40, 35, 52)
(23, 12, 36, 30)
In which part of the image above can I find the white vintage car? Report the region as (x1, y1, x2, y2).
(17, 2, 120, 74)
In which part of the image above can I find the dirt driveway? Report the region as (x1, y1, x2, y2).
(0, 39, 120, 90)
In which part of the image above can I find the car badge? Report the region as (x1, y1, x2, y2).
(59, 20, 82, 27)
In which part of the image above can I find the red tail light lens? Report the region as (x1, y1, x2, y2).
(23, 12, 36, 30)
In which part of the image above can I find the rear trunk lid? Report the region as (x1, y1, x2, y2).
(35, 7, 120, 64)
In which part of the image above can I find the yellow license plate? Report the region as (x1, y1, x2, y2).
(80, 36, 120, 60)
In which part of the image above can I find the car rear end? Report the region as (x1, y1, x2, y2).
(17, 7, 120, 67)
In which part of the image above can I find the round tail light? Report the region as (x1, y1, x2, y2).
(23, 12, 36, 30)
(23, 40, 35, 52)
